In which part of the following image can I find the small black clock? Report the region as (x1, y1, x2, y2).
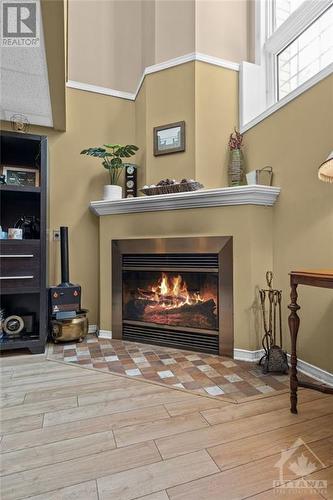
(124, 164, 137, 198)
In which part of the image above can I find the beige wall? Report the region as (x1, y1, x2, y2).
(245, 75, 333, 373)
(139, 63, 196, 185)
(136, 61, 238, 189)
(142, 0, 156, 69)
(195, 62, 238, 188)
(68, 0, 251, 93)
(2, 88, 135, 325)
(196, 0, 250, 62)
(99, 206, 273, 351)
(154, 0, 195, 63)
(68, 0, 143, 93)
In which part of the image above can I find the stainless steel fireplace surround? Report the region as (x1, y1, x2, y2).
(112, 237, 233, 357)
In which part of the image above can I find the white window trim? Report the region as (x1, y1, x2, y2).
(240, 61, 333, 133)
(240, 0, 333, 132)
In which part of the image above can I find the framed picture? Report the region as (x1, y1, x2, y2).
(1, 166, 39, 187)
(153, 121, 185, 156)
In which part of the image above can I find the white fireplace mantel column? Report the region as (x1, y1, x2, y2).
(90, 185, 281, 216)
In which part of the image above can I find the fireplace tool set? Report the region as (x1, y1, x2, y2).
(258, 271, 288, 374)
(49, 227, 88, 343)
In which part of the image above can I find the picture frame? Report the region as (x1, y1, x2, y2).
(1, 165, 40, 187)
(153, 121, 185, 156)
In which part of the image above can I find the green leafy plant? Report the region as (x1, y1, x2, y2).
(81, 144, 139, 185)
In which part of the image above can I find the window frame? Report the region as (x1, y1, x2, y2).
(258, 0, 333, 105)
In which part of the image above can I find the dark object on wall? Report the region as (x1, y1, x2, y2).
(15, 216, 40, 239)
(259, 271, 288, 374)
(154, 121, 185, 156)
(0, 131, 48, 355)
(49, 227, 88, 342)
(124, 164, 137, 198)
(0, 174, 6, 185)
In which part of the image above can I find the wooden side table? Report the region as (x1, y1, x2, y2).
(288, 269, 333, 414)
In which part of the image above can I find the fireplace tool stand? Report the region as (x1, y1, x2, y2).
(259, 271, 288, 374)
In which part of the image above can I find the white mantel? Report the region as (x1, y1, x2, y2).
(90, 185, 280, 216)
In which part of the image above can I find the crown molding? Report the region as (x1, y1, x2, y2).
(66, 80, 136, 101)
(195, 53, 240, 72)
(67, 52, 240, 101)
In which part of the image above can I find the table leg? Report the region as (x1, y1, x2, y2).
(288, 283, 300, 414)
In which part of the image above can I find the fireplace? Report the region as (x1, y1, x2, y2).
(112, 237, 233, 356)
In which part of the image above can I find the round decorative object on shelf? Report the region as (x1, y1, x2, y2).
(3, 316, 25, 336)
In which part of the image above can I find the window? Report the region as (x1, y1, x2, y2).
(240, 0, 333, 131)
(264, 0, 333, 102)
(277, 6, 333, 99)
(274, 0, 306, 30)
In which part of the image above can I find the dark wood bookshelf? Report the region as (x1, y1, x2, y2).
(0, 131, 48, 354)
(0, 184, 41, 194)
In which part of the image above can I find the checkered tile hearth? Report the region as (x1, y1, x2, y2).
(47, 335, 291, 401)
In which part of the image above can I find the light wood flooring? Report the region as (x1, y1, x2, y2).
(0, 353, 332, 500)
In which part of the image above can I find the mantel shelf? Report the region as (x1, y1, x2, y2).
(90, 185, 281, 216)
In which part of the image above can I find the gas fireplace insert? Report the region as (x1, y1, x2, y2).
(112, 237, 233, 356)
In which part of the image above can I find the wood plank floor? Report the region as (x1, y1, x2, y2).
(1, 353, 332, 500)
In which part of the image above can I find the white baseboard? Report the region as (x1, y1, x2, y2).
(234, 348, 333, 387)
(98, 330, 112, 339)
(88, 324, 97, 334)
(234, 348, 264, 362)
(286, 354, 333, 387)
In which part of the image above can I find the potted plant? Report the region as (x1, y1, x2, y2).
(81, 143, 139, 200)
(228, 129, 246, 187)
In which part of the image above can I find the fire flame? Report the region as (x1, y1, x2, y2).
(149, 273, 204, 309)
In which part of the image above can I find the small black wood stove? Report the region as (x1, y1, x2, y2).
(49, 227, 88, 342)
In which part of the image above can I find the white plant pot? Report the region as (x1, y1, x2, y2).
(103, 185, 122, 201)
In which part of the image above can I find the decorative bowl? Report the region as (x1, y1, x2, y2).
(140, 181, 203, 196)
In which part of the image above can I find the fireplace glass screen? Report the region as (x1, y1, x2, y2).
(123, 271, 218, 331)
